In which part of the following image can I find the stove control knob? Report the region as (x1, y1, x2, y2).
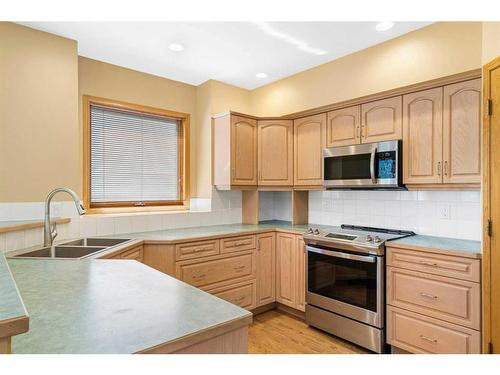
(314, 229, 320, 235)
(366, 235, 373, 242)
(374, 236, 382, 243)
(307, 228, 314, 234)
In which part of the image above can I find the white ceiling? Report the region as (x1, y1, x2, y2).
(19, 22, 432, 89)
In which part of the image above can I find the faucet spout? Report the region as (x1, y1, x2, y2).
(43, 188, 86, 247)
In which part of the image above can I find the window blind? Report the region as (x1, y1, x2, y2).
(90, 105, 180, 205)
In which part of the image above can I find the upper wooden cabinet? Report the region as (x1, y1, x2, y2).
(212, 113, 257, 189)
(403, 79, 481, 187)
(294, 113, 326, 186)
(258, 120, 293, 186)
(442, 79, 481, 184)
(361, 96, 403, 143)
(326, 105, 360, 147)
(403, 87, 443, 184)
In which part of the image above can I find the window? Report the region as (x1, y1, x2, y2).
(83, 96, 189, 212)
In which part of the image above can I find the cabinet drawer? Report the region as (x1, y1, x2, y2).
(209, 280, 256, 310)
(221, 235, 256, 254)
(175, 240, 220, 261)
(120, 246, 143, 262)
(176, 251, 255, 289)
(387, 247, 480, 282)
(387, 267, 480, 329)
(387, 306, 480, 354)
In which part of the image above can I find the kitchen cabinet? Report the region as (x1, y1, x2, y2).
(442, 79, 482, 184)
(212, 113, 257, 189)
(258, 120, 293, 186)
(276, 233, 306, 312)
(256, 233, 276, 307)
(403, 79, 481, 188)
(403, 87, 443, 184)
(361, 96, 403, 143)
(294, 113, 326, 186)
(326, 105, 360, 147)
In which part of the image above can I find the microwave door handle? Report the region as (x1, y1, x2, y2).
(370, 147, 377, 184)
(306, 245, 376, 263)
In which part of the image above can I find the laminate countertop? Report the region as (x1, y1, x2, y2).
(6, 258, 251, 354)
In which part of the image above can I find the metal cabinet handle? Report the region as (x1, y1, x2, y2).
(257, 239, 260, 251)
(420, 335, 438, 343)
(193, 274, 206, 280)
(420, 260, 439, 267)
(444, 161, 448, 176)
(437, 162, 441, 176)
(420, 292, 438, 300)
(234, 265, 246, 271)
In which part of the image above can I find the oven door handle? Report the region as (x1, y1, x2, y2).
(370, 147, 377, 184)
(306, 245, 377, 263)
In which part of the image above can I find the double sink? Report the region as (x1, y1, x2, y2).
(11, 238, 132, 260)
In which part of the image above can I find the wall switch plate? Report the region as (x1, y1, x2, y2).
(438, 204, 451, 219)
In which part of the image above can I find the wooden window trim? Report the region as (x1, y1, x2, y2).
(83, 95, 190, 214)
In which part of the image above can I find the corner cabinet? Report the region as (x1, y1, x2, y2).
(256, 232, 276, 307)
(213, 113, 258, 189)
(294, 113, 326, 187)
(403, 79, 481, 188)
(258, 120, 293, 186)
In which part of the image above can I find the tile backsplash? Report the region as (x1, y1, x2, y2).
(309, 190, 481, 241)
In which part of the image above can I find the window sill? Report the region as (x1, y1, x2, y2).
(84, 204, 190, 216)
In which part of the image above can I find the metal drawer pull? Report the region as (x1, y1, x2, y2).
(420, 292, 438, 300)
(193, 274, 206, 279)
(420, 260, 439, 267)
(420, 335, 438, 343)
(234, 265, 246, 271)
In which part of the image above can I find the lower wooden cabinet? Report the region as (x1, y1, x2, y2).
(103, 245, 144, 261)
(276, 232, 306, 312)
(256, 232, 276, 307)
(210, 280, 257, 310)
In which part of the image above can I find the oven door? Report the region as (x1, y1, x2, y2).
(306, 244, 384, 328)
(323, 140, 400, 189)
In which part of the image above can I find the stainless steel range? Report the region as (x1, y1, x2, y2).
(303, 224, 415, 353)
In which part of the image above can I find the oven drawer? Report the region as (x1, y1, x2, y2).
(175, 239, 220, 261)
(387, 306, 481, 354)
(175, 251, 255, 289)
(387, 247, 480, 282)
(387, 267, 480, 329)
(209, 280, 256, 310)
(221, 235, 256, 254)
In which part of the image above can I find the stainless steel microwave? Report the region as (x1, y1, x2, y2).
(323, 140, 403, 189)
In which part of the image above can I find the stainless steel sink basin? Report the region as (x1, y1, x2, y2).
(13, 246, 107, 259)
(61, 238, 130, 247)
(10, 237, 133, 260)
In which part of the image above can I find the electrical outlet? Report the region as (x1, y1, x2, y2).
(438, 204, 451, 220)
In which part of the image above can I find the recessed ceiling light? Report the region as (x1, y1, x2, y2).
(256, 73, 268, 79)
(168, 43, 185, 52)
(375, 22, 395, 32)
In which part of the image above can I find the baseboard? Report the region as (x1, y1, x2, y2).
(251, 302, 276, 316)
(276, 303, 306, 320)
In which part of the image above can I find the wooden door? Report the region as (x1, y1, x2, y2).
(256, 232, 276, 306)
(361, 96, 403, 143)
(484, 56, 500, 353)
(231, 115, 257, 186)
(326, 105, 360, 147)
(258, 120, 293, 186)
(276, 232, 296, 308)
(293, 113, 326, 186)
(295, 236, 306, 312)
(402, 87, 443, 184)
(443, 79, 482, 184)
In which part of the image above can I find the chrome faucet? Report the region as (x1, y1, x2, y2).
(44, 188, 86, 247)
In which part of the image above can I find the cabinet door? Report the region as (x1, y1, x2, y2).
(442, 79, 482, 184)
(256, 233, 276, 306)
(296, 236, 306, 312)
(361, 96, 402, 143)
(231, 115, 257, 186)
(403, 87, 443, 184)
(326, 105, 360, 147)
(258, 120, 293, 186)
(293, 113, 326, 186)
(276, 233, 297, 308)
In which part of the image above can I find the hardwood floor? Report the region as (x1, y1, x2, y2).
(248, 310, 370, 354)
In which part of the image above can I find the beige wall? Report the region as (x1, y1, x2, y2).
(482, 22, 500, 64)
(249, 22, 483, 116)
(78, 57, 198, 196)
(0, 22, 80, 202)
